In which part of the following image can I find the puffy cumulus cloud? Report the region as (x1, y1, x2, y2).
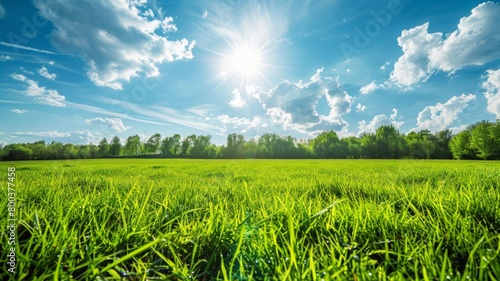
(85, 117, 131, 132)
(258, 68, 353, 134)
(359, 81, 379, 95)
(72, 130, 101, 144)
(38, 66, 57, 80)
(358, 108, 403, 134)
(390, 23, 441, 87)
(216, 114, 267, 133)
(481, 69, 500, 118)
(0, 55, 11, 61)
(356, 103, 366, 112)
(33, 0, 195, 90)
(228, 88, 245, 107)
(11, 109, 28, 114)
(416, 94, 476, 132)
(12, 130, 71, 138)
(10, 73, 66, 107)
(390, 2, 500, 87)
(428, 2, 500, 72)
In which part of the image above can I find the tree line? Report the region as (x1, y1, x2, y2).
(1, 120, 499, 161)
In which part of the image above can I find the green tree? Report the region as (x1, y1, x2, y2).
(63, 143, 78, 159)
(469, 121, 497, 159)
(225, 133, 245, 158)
(312, 131, 339, 158)
(375, 125, 403, 159)
(124, 135, 142, 155)
(5, 144, 33, 160)
(360, 133, 378, 158)
(449, 130, 476, 159)
(109, 136, 122, 156)
(145, 133, 162, 154)
(98, 138, 110, 157)
(31, 140, 47, 160)
(180, 135, 194, 156)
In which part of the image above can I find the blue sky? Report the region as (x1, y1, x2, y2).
(1, 0, 499, 145)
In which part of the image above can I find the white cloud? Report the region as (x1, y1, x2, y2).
(11, 130, 101, 144)
(12, 130, 71, 138)
(10, 73, 66, 107)
(10, 73, 26, 82)
(390, 108, 398, 120)
(449, 124, 469, 134)
(11, 109, 28, 114)
(0, 42, 58, 54)
(73, 130, 101, 144)
(33, 0, 195, 90)
(380, 61, 390, 71)
(228, 88, 245, 107)
(85, 117, 131, 132)
(358, 109, 403, 134)
(481, 69, 500, 118)
(38, 66, 57, 80)
(203, 11, 209, 18)
(0, 3, 5, 18)
(216, 114, 266, 133)
(390, 2, 500, 87)
(0, 55, 11, 61)
(390, 23, 441, 87)
(428, 2, 500, 72)
(259, 68, 353, 133)
(160, 17, 177, 33)
(359, 81, 379, 95)
(356, 103, 366, 112)
(416, 94, 476, 132)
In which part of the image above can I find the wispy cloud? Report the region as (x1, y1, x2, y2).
(96, 96, 219, 132)
(38, 66, 57, 80)
(85, 117, 131, 132)
(12, 130, 71, 138)
(0, 3, 5, 19)
(11, 109, 28, 114)
(11, 130, 101, 144)
(10, 73, 66, 107)
(0, 42, 59, 55)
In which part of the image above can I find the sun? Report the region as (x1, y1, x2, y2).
(228, 46, 263, 79)
(216, 42, 267, 84)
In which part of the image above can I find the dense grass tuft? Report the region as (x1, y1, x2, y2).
(1, 159, 499, 280)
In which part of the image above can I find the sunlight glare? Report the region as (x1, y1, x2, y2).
(229, 46, 262, 79)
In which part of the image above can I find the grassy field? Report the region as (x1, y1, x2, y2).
(0, 159, 499, 280)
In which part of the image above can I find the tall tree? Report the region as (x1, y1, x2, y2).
(98, 138, 110, 157)
(109, 136, 122, 156)
(145, 133, 162, 154)
(449, 130, 476, 159)
(225, 133, 245, 158)
(124, 135, 142, 155)
(469, 121, 497, 159)
(312, 131, 339, 158)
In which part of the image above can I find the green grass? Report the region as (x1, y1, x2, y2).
(1, 159, 499, 280)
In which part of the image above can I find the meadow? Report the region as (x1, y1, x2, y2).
(0, 159, 499, 280)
